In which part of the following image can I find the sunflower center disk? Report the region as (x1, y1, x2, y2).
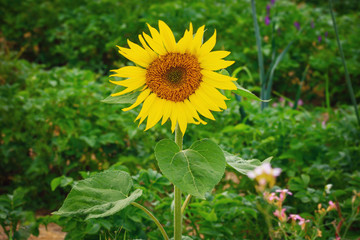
(145, 53, 202, 102)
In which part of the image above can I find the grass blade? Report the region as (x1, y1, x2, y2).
(264, 39, 295, 104)
(329, 0, 360, 125)
(250, 0, 266, 110)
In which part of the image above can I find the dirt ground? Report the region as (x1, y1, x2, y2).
(0, 223, 66, 240)
(29, 223, 65, 240)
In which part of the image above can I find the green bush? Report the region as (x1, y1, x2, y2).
(1, 0, 359, 103)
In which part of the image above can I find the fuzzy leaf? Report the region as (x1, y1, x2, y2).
(53, 170, 142, 220)
(225, 151, 273, 175)
(101, 85, 140, 104)
(155, 139, 226, 199)
(234, 82, 270, 102)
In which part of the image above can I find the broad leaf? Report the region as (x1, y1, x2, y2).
(155, 139, 226, 199)
(53, 170, 142, 220)
(234, 82, 270, 102)
(225, 151, 273, 175)
(101, 85, 140, 104)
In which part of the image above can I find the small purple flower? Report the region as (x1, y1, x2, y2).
(294, 22, 300, 31)
(271, 0, 276, 5)
(311, 21, 315, 28)
(318, 35, 322, 43)
(266, 4, 271, 14)
(265, 15, 270, 26)
(324, 31, 328, 38)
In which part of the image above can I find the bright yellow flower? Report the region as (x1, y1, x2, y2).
(110, 21, 237, 134)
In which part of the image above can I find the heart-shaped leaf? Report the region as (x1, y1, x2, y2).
(155, 139, 226, 199)
(53, 170, 142, 220)
(225, 151, 273, 175)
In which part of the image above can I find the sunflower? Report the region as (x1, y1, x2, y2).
(110, 21, 237, 134)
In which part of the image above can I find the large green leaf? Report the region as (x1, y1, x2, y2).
(101, 85, 140, 104)
(53, 170, 142, 220)
(225, 151, 273, 175)
(155, 139, 226, 199)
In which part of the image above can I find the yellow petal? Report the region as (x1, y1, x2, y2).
(136, 93, 156, 124)
(145, 97, 164, 130)
(111, 82, 143, 96)
(138, 34, 158, 59)
(201, 84, 228, 109)
(158, 20, 177, 52)
(109, 78, 145, 88)
(117, 46, 150, 68)
(201, 69, 237, 82)
(199, 50, 231, 63)
(202, 76, 237, 90)
(143, 33, 167, 56)
(196, 87, 221, 111)
(177, 31, 192, 53)
(161, 100, 172, 125)
(170, 103, 178, 132)
(184, 99, 207, 125)
(198, 30, 216, 58)
(145, 23, 167, 54)
(177, 22, 194, 53)
(122, 88, 151, 111)
(191, 25, 205, 54)
(110, 66, 146, 78)
(201, 59, 235, 71)
(189, 94, 215, 120)
(127, 39, 155, 65)
(176, 102, 188, 135)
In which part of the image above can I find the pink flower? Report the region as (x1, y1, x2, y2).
(289, 214, 310, 230)
(274, 208, 287, 221)
(327, 201, 337, 211)
(298, 99, 303, 106)
(276, 189, 293, 201)
(289, 214, 302, 221)
(263, 192, 279, 203)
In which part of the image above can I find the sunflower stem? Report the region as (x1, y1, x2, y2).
(174, 124, 183, 240)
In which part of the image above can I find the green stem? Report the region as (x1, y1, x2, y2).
(131, 202, 169, 240)
(342, 202, 359, 239)
(329, 0, 360, 126)
(181, 194, 192, 215)
(174, 124, 183, 240)
(293, 65, 309, 110)
(325, 72, 331, 111)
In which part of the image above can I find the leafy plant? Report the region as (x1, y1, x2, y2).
(0, 188, 39, 240)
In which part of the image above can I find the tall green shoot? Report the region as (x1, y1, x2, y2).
(329, 0, 360, 126)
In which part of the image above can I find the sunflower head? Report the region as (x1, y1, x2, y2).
(110, 21, 237, 134)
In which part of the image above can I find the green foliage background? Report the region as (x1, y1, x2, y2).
(0, 0, 359, 239)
